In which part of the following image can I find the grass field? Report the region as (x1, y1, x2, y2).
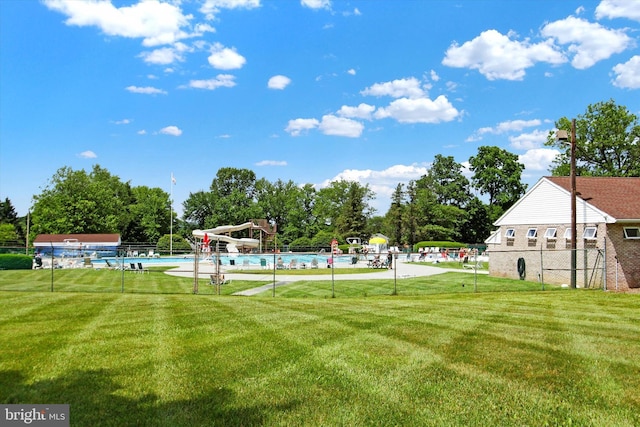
(1, 271, 639, 426)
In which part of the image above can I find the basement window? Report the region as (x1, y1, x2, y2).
(544, 228, 557, 239)
(624, 227, 640, 239)
(583, 227, 597, 240)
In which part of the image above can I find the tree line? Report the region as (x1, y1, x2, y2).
(1, 100, 638, 250)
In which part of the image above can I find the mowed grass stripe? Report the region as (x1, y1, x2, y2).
(1, 291, 639, 425)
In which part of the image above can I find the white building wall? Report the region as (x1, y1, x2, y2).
(495, 179, 611, 226)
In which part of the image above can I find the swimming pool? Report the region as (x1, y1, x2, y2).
(94, 253, 355, 267)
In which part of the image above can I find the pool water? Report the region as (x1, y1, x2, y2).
(94, 254, 355, 267)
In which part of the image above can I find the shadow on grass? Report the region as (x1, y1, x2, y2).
(1, 369, 299, 426)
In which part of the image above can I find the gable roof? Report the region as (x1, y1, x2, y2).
(546, 176, 640, 220)
(33, 233, 121, 245)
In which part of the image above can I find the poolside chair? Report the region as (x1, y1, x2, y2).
(276, 258, 286, 270)
(83, 257, 93, 268)
(463, 261, 484, 270)
(104, 259, 117, 270)
(289, 259, 298, 269)
(137, 262, 149, 274)
(210, 274, 231, 286)
(310, 258, 319, 269)
(350, 256, 358, 266)
(129, 263, 139, 273)
(242, 259, 250, 268)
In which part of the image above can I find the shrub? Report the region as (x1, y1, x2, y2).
(289, 237, 312, 252)
(156, 234, 192, 255)
(0, 254, 34, 270)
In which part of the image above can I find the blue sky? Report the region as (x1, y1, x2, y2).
(1, 0, 639, 218)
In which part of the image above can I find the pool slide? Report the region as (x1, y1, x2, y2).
(192, 222, 260, 251)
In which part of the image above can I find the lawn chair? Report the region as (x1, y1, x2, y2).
(105, 259, 117, 270)
(210, 273, 231, 285)
(83, 257, 93, 268)
(289, 259, 298, 269)
(129, 263, 138, 273)
(310, 258, 319, 269)
(463, 261, 484, 270)
(276, 257, 286, 270)
(350, 256, 358, 266)
(137, 262, 149, 274)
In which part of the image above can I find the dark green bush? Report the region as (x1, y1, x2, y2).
(0, 254, 34, 270)
(156, 234, 192, 255)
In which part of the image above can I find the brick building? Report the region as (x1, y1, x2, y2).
(485, 177, 640, 291)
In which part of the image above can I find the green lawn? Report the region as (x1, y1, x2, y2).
(1, 280, 639, 426)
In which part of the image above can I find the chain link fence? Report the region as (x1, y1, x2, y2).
(488, 247, 606, 290)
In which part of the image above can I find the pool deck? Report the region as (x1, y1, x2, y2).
(164, 258, 488, 283)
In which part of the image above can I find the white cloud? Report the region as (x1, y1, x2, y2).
(442, 29, 566, 80)
(126, 85, 167, 95)
(429, 69, 440, 82)
(267, 75, 292, 89)
(43, 0, 191, 47)
(301, 0, 331, 10)
(137, 130, 147, 135)
(113, 119, 131, 125)
(187, 74, 236, 90)
(256, 160, 288, 166)
(318, 115, 364, 138)
(612, 55, 640, 89)
(160, 126, 182, 136)
(139, 43, 190, 65)
(519, 148, 560, 171)
(208, 43, 246, 70)
(479, 119, 542, 136)
(336, 103, 376, 120)
(200, 0, 261, 20)
(79, 150, 97, 159)
(361, 77, 425, 98)
(285, 118, 320, 136)
(509, 129, 550, 150)
(595, 0, 640, 22)
(541, 17, 632, 69)
(347, 68, 356, 75)
(374, 95, 460, 124)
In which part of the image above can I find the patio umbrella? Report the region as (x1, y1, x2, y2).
(369, 237, 387, 244)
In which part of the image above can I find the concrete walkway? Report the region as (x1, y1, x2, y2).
(165, 258, 488, 296)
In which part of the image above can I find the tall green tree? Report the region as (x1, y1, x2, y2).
(469, 146, 527, 214)
(200, 168, 261, 229)
(31, 165, 133, 235)
(385, 184, 405, 246)
(255, 178, 316, 243)
(0, 198, 18, 224)
(316, 180, 375, 239)
(126, 186, 171, 243)
(458, 196, 492, 243)
(546, 99, 640, 177)
(426, 155, 472, 207)
(182, 190, 216, 230)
